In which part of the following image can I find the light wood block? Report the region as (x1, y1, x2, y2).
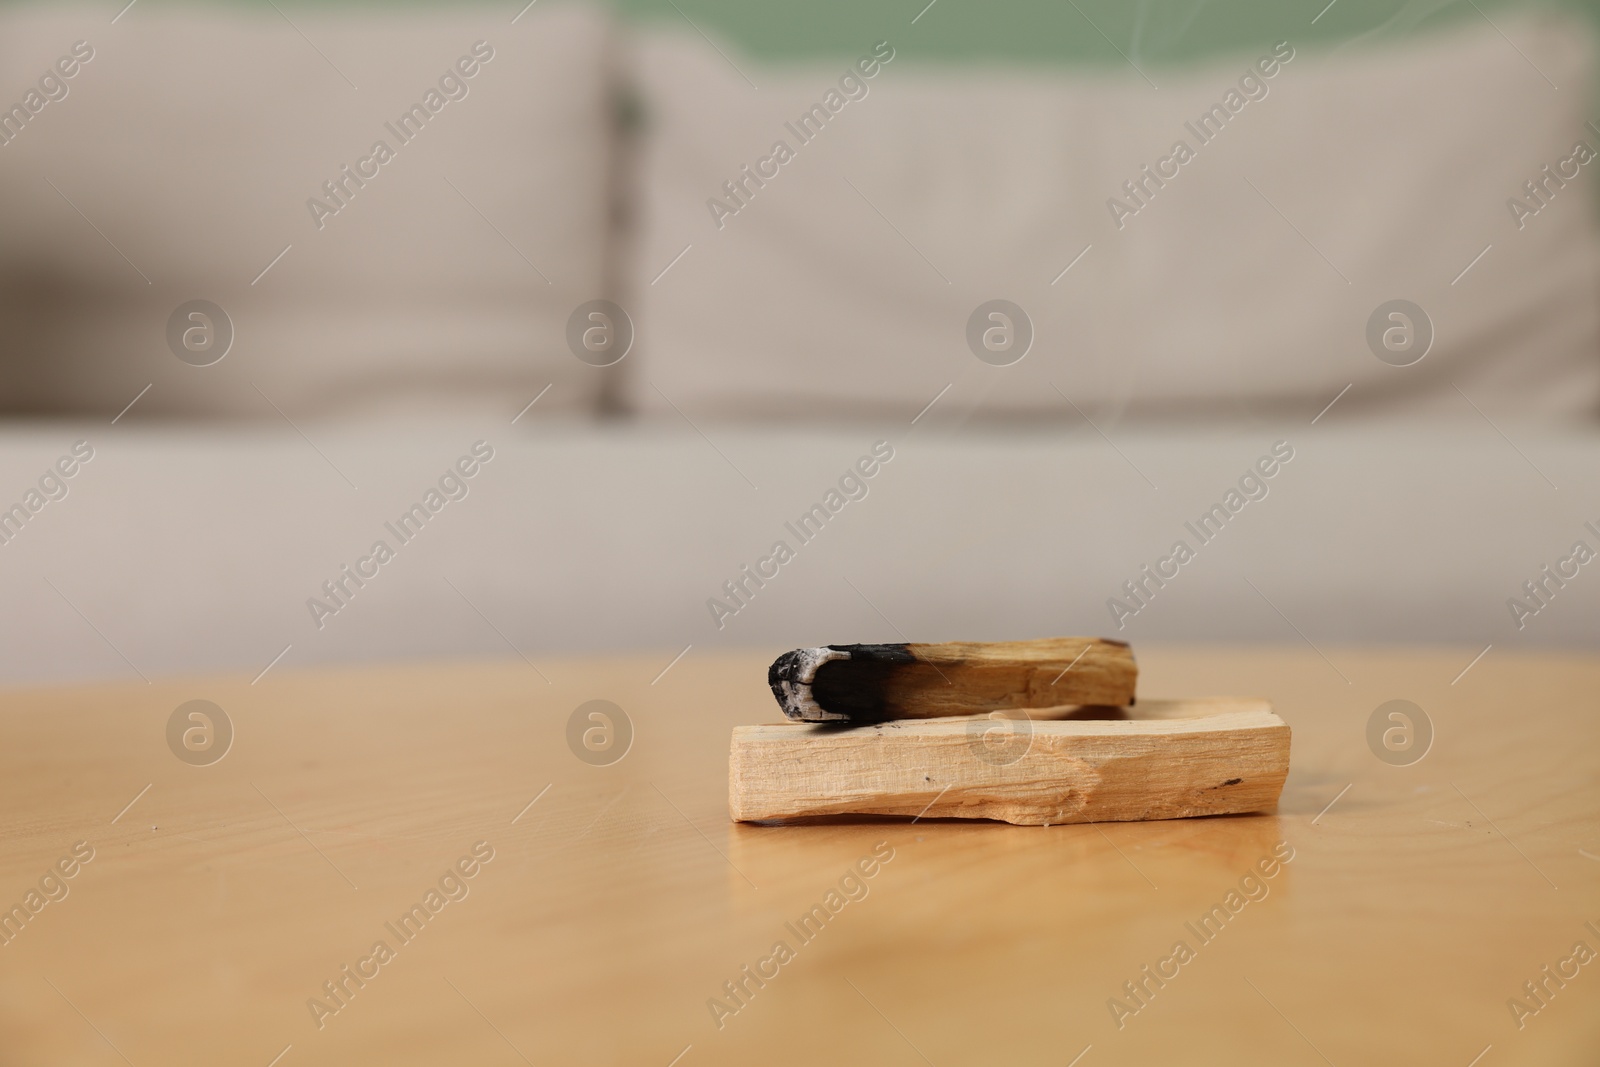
(730, 698, 1289, 825)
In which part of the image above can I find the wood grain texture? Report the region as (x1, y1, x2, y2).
(769, 636, 1137, 722)
(730, 699, 1288, 824)
(0, 648, 1596, 1066)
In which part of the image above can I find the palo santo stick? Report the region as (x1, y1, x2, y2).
(729, 698, 1289, 826)
(766, 637, 1136, 723)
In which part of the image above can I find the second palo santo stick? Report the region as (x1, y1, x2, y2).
(730, 699, 1289, 826)
(767, 637, 1136, 723)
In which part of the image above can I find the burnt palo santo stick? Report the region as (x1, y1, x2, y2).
(767, 637, 1136, 723)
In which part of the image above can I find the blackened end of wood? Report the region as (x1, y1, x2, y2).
(810, 643, 915, 722)
(768, 643, 915, 722)
(768, 645, 877, 721)
(767, 650, 810, 720)
(767, 651, 804, 700)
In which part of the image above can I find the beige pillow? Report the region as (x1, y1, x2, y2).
(0, 3, 616, 419)
(629, 15, 1600, 421)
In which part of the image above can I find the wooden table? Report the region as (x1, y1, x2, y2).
(1, 646, 1596, 1065)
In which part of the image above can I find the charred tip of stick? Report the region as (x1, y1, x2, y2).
(767, 646, 853, 722)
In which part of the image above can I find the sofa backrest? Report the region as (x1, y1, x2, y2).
(0, 2, 619, 419)
(1, 3, 1596, 424)
(626, 13, 1600, 423)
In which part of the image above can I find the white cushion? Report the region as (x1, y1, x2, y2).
(0, 3, 615, 418)
(629, 15, 1600, 421)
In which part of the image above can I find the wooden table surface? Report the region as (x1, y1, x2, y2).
(1, 646, 1596, 1066)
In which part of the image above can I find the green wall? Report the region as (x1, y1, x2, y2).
(25, 0, 1589, 66)
(25, 0, 1587, 66)
(613, 0, 1591, 67)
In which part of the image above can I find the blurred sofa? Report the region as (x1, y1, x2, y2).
(0, 3, 1597, 686)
